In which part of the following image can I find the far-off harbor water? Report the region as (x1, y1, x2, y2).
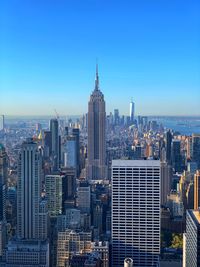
(3, 115, 200, 136)
(150, 116, 200, 135)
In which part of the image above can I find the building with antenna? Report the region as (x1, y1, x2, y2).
(86, 65, 107, 181)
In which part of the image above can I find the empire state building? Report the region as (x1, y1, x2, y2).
(87, 65, 106, 181)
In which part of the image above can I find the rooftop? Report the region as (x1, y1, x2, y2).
(112, 159, 160, 167)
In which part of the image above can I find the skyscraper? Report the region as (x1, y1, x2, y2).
(184, 209, 200, 266)
(45, 174, 64, 217)
(171, 140, 182, 173)
(129, 100, 134, 124)
(0, 144, 7, 257)
(87, 65, 106, 180)
(166, 130, 172, 163)
(192, 134, 200, 168)
(17, 138, 48, 240)
(72, 128, 80, 176)
(194, 170, 200, 210)
(112, 160, 160, 267)
(50, 118, 59, 171)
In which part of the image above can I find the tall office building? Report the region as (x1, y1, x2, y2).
(17, 138, 48, 240)
(129, 100, 134, 124)
(87, 65, 106, 180)
(194, 170, 200, 210)
(166, 130, 172, 163)
(77, 181, 91, 214)
(50, 118, 59, 171)
(72, 128, 80, 176)
(0, 144, 7, 222)
(184, 209, 200, 266)
(192, 134, 200, 168)
(0, 144, 7, 257)
(112, 160, 160, 267)
(63, 135, 77, 168)
(171, 140, 182, 173)
(0, 115, 4, 132)
(161, 162, 172, 205)
(44, 130, 52, 158)
(114, 109, 119, 125)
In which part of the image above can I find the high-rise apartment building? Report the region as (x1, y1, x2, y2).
(17, 138, 48, 240)
(112, 160, 160, 267)
(194, 170, 200, 210)
(50, 118, 59, 171)
(87, 65, 106, 180)
(45, 174, 64, 217)
(184, 209, 200, 266)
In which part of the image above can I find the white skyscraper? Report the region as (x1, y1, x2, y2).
(112, 160, 160, 267)
(129, 100, 134, 124)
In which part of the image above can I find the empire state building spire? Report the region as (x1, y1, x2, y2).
(95, 63, 99, 91)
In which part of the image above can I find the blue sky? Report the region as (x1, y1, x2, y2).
(0, 0, 199, 116)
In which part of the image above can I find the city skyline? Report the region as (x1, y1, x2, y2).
(0, 0, 200, 116)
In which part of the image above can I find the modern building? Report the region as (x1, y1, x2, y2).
(87, 65, 107, 181)
(166, 130, 172, 163)
(72, 128, 80, 176)
(17, 138, 48, 240)
(50, 118, 59, 171)
(194, 170, 200, 210)
(129, 100, 134, 124)
(161, 162, 172, 205)
(77, 181, 91, 214)
(63, 135, 77, 168)
(44, 130, 52, 158)
(112, 160, 160, 267)
(45, 174, 64, 217)
(171, 140, 182, 173)
(61, 167, 76, 210)
(192, 134, 200, 168)
(0, 144, 7, 253)
(184, 209, 200, 266)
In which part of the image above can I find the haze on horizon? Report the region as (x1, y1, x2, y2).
(0, 0, 200, 116)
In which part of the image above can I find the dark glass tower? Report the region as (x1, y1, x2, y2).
(87, 65, 106, 180)
(50, 118, 59, 171)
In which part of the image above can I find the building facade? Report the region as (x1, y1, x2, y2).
(184, 209, 200, 267)
(112, 160, 160, 267)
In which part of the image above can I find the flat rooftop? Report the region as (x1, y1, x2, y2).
(112, 159, 160, 167)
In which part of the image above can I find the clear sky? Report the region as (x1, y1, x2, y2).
(0, 0, 199, 116)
